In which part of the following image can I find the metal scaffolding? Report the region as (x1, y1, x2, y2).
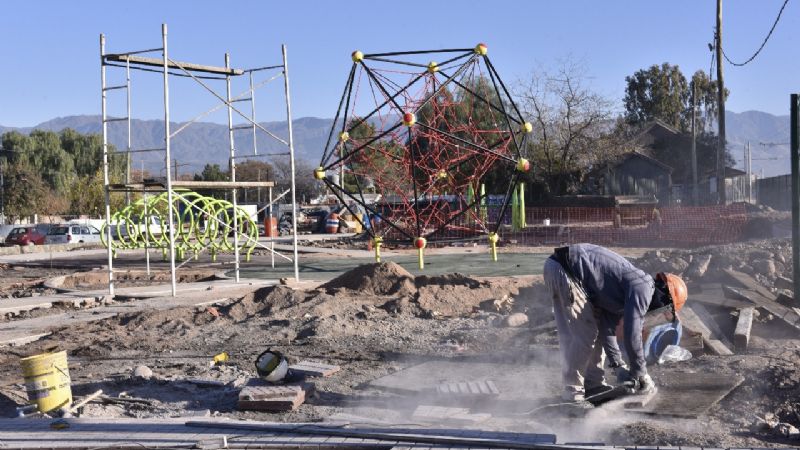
(100, 24, 300, 297)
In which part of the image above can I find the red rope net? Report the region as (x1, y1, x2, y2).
(318, 46, 528, 244)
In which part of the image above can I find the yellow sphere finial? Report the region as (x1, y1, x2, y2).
(427, 61, 439, 73)
(437, 169, 448, 180)
(339, 131, 350, 142)
(516, 158, 531, 173)
(488, 232, 499, 244)
(521, 122, 533, 134)
(314, 167, 326, 180)
(351, 50, 364, 63)
(474, 43, 488, 55)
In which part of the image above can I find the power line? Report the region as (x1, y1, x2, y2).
(721, 0, 791, 67)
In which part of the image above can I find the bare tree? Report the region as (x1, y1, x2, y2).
(515, 59, 624, 196)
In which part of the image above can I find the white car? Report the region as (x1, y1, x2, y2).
(45, 224, 102, 245)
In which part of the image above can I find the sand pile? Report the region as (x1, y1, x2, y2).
(222, 286, 303, 321)
(319, 262, 415, 296)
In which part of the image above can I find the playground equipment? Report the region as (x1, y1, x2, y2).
(316, 44, 531, 267)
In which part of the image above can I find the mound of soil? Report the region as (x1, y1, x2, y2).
(222, 285, 303, 321)
(319, 262, 415, 296)
(59, 269, 218, 290)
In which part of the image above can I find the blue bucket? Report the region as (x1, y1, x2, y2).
(644, 321, 682, 364)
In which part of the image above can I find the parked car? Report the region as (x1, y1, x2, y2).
(5, 226, 46, 246)
(45, 224, 102, 245)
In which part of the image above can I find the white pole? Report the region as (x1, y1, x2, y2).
(226, 53, 241, 283)
(100, 34, 115, 297)
(282, 45, 300, 281)
(126, 59, 132, 207)
(162, 24, 178, 297)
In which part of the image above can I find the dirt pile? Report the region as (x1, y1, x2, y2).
(319, 262, 415, 296)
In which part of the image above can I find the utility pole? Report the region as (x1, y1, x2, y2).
(791, 94, 799, 304)
(745, 141, 752, 203)
(173, 158, 178, 180)
(691, 83, 699, 205)
(716, 0, 727, 204)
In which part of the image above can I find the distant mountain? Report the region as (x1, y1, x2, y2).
(0, 115, 336, 174)
(725, 110, 790, 177)
(0, 110, 793, 177)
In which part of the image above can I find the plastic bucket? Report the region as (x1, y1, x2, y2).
(325, 213, 340, 234)
(20, 351, 72, 413)
(644, 321, 683, 364)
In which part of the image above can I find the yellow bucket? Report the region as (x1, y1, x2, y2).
(20, 351, 72, 413)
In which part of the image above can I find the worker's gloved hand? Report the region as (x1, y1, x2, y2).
(612, 364, 631, 384)
(628, 374, 656, 395)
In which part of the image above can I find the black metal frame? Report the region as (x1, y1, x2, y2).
(318, 46, 529, 244)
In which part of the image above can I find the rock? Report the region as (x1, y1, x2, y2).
(776, 422, 800, 437)
(133, 365, 153, 379)
(664, 257, 689, 274)
(748, 249, 773, 261)
(776, 290, 794, 307)
(752, 259, 776, 277)
(686, 254, 712, 279)
(505, 312, 529, 327)
(776, 275, 794, 291)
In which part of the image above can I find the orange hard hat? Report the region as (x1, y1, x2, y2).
(657, 272, 687, 312)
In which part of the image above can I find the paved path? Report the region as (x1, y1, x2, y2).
(0, 278, 274, 346)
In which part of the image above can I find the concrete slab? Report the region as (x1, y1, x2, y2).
(625, 372, 744, 418)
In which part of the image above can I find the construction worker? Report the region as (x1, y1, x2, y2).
(543, 243, 687, 404)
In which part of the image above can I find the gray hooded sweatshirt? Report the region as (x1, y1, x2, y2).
(563, 243, 654, 377)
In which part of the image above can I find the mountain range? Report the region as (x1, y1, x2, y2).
(0, 110, 793, 177)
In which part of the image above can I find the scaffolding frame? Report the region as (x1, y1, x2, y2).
(100, 23, 300, 297)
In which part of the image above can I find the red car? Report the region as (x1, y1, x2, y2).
(5, 227, 46, 246)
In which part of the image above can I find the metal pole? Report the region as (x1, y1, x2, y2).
(162, 23, 178, 297)
(282, 45, 300, 281)
(226, 53, 241, 283)
(746, 141, 752, 203)
(716, 0, 727, 204)
(144, 188, 150, 276)
(250, 71, 258, 155)
(126, 59, 132, 206)
(791, 94, 799, 304)
(269, 186, 274, 269)
(100, 34, 115, 297)
(691, 83, 698, 205)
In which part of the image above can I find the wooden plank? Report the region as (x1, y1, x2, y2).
(104, 54, 245, 76)
(692, 285, 755, 309)
(723, 269, 778, 301)
(688, 303, 735, 350)
(678, 306, 733, 355)
(289, 361, 341, 378)
(726, 284, 800, 332)
(734, 307, 755, 351)
(623, 392, 657, 409)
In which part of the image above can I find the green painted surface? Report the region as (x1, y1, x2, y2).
(232, 252, 549, 281)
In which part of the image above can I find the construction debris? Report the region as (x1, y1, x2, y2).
(288, 361, 341, 378)
(238, 383, 314, 412)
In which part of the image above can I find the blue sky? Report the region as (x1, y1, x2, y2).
(0, 0, 796, 127)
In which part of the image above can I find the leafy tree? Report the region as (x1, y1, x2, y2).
(235, 160, 274, 203)
(2, 161, 48, 221)
(514, 59, 622, 197)
(195, 163, 228, 182)
(624, 63, 727, 133)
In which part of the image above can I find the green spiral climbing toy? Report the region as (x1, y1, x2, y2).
(101, 190, 258, 262)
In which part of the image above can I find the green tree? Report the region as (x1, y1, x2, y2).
(624, 63, 727, 133)
(3, 161, 48, 221)
(235, 160, 274, 203)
